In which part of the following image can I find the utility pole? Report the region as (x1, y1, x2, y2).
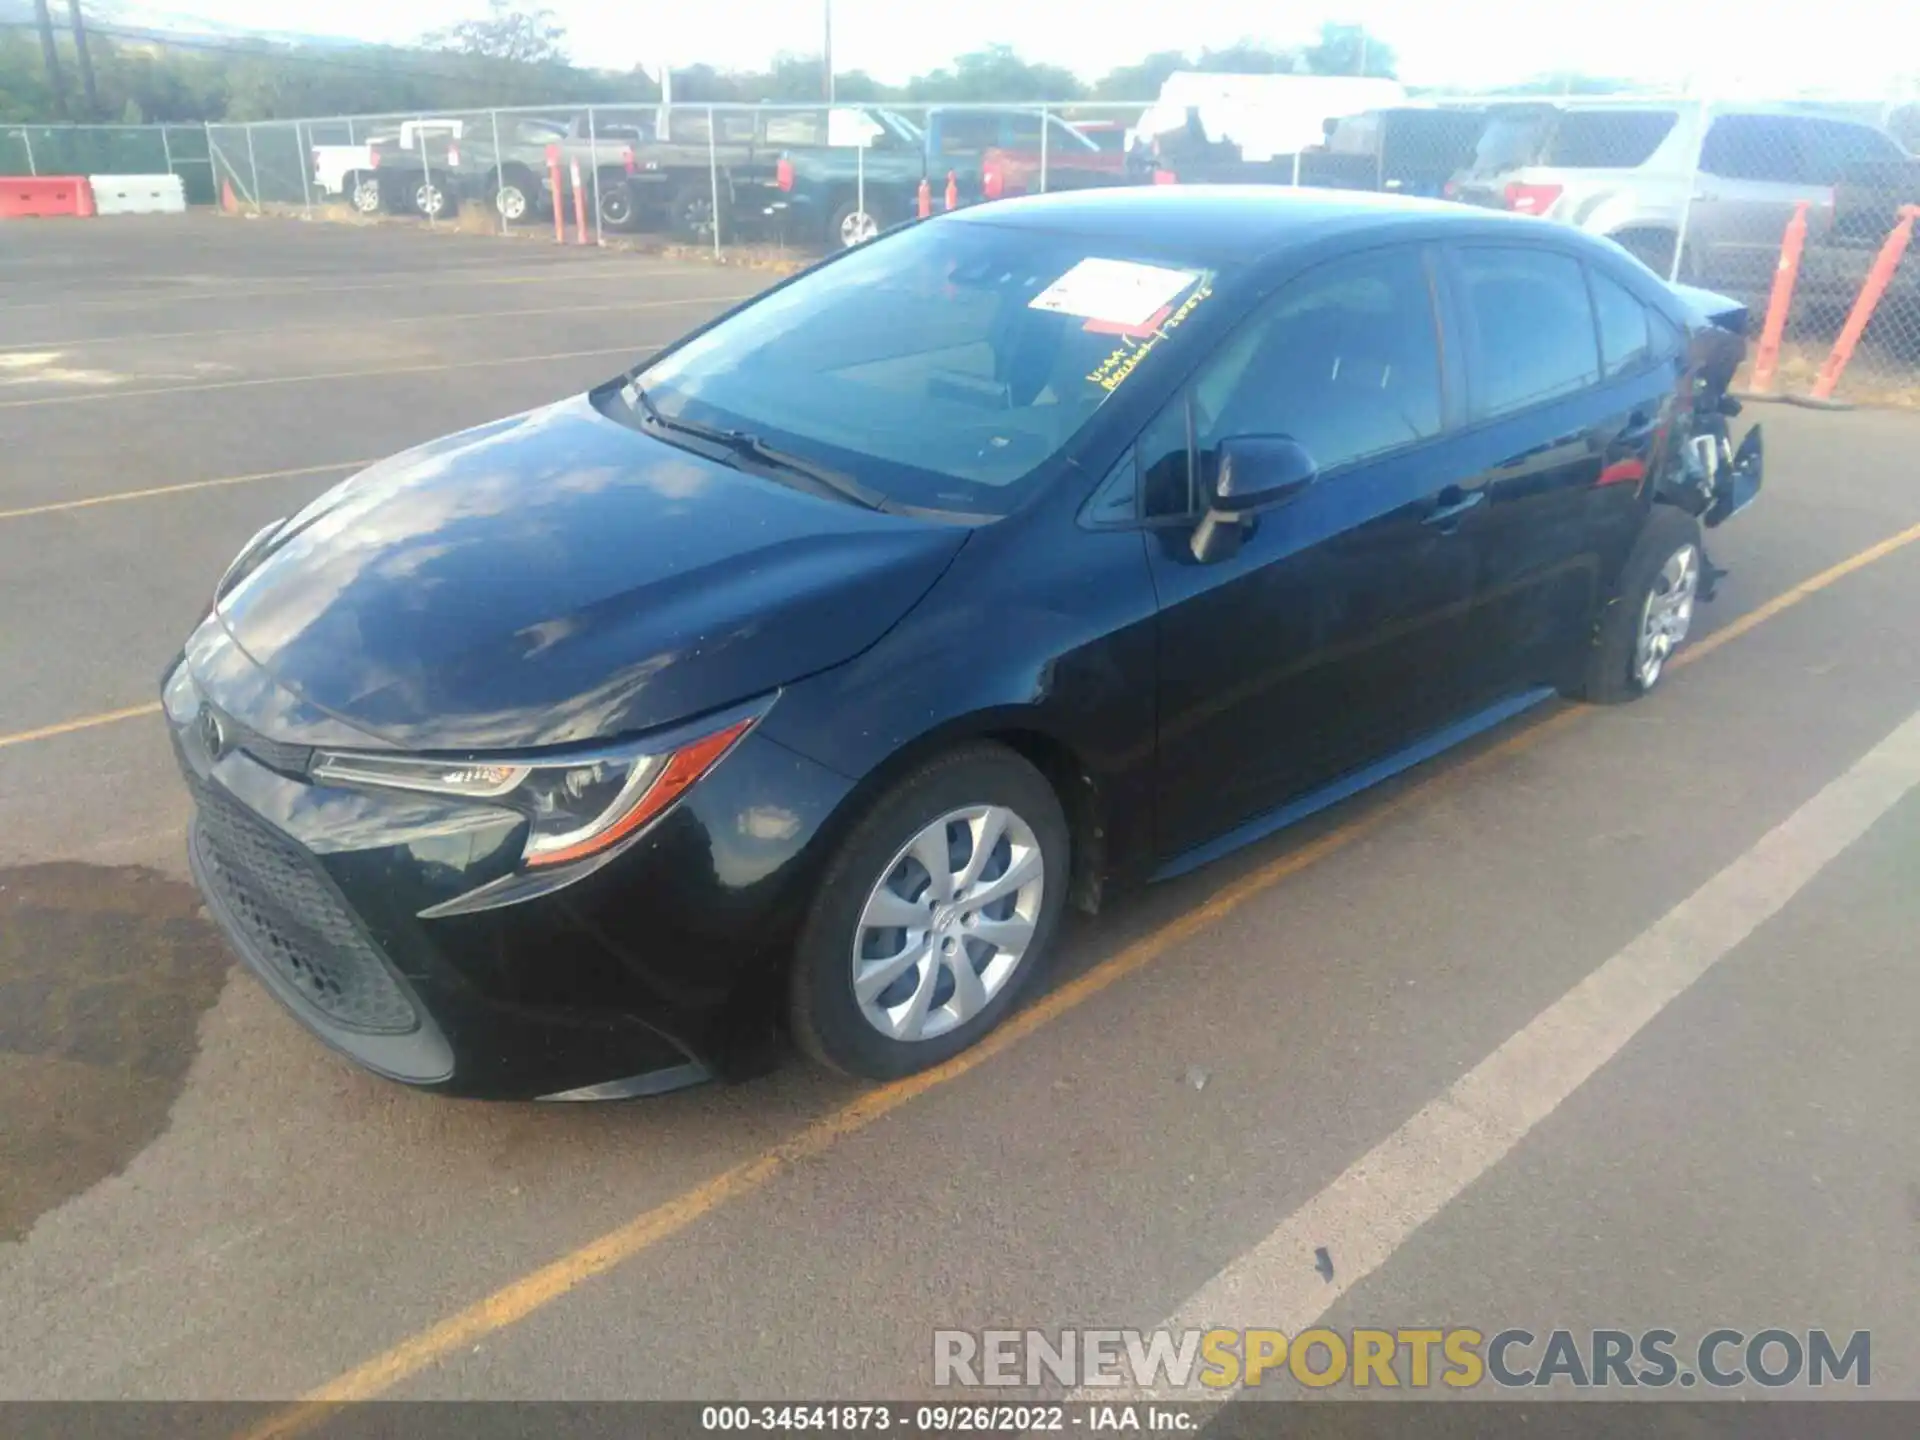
(67, 0, 99, 119)
(823, 0, 834, 102)
(33, 0, 68, 120)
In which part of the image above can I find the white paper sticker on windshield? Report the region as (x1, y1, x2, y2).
(1028, 258, 1201, 329)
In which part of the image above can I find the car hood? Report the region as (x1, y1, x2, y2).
(209, 393, 968, 751)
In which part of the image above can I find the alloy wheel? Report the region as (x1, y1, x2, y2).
(839, 209, 879, 247)
(350, 178, 381, 214)
(495, 184, 528, 221)
(851, 805, 1045, 1043)
(1635, 543, 1699, 689)
(416, 183, 447, 217)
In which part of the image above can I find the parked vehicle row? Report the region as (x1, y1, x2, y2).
(311, 95, 1915, 304)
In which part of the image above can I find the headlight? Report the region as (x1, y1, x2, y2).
(311, 713, 757, 869)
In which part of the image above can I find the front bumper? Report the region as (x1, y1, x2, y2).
(166, 659, 855, 1100)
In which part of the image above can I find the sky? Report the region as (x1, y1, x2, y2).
(123, 0, 1920, 98)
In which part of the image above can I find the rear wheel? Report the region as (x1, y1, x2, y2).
(413, 180, 453, 218)
(492, 175, 533, 222)
(598, 181, 636, 231)
(1579, 507, 1704, 703)
(829, 196, 886, 248)
(789, 744, 1069, 1080)
(347, 173, 382, 215)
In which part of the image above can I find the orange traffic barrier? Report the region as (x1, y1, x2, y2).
(221, 178, 239, 213)
(570, 159, 589, 245)
(1152, 169, 1178, 185)
(916, 177, 931, 219)
(945, 170, 958, 211)
(0, 175, 93, 218)
(1749, 200, 1808, 393)
(546, 146, 565, 244)
(1811, 203, 1919, 402)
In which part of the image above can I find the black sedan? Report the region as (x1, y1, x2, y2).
(165, 187, 1762, 1100)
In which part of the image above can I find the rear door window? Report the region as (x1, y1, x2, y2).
(1454, 246, 1601, 418)
(1545, 110, 1678, 168)
(1700, 115, 1801, 182)
(1789, 118, 1906, 182)
(1588, 269, 1653, 378)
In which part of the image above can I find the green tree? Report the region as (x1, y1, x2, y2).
(422, 2, 567, 65)
(1091, 49, 1188, 101)
(906, 45, 1082, 103)
(1301, 23, 1396, 79)
(1195, 42, 1296, 75)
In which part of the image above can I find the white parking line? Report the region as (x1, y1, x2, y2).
(1091, 702, 1920, 1403)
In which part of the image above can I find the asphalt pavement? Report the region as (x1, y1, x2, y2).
(1, 213, 1917, 1417)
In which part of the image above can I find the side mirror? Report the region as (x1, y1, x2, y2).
(1191, 435, 1318, 563)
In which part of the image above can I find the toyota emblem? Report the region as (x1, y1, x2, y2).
(199, 706, 229, 760)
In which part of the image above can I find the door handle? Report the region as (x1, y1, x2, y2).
(1422, 487, 1485, 530)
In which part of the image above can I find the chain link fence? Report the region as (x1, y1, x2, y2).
(2, 123, 216, 204)
(14, 94, 1920, 400)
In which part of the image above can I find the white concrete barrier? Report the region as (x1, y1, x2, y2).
(87, 174, 187, 216)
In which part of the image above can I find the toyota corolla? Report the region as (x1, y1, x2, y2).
(165, 187, 1762, 1100)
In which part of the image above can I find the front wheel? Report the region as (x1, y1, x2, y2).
(1579, 508, 1704, 703)
(789, 744, 1069, 1080)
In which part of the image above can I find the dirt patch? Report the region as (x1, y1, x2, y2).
(0, 864, 230, 1243)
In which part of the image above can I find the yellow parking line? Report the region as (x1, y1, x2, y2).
(0, 703, 163, 752)
(0, 461, 370, 523)
(0, 294, 756, 354)
(0, 345, 642, 409)
(235, 514, 1920, 1435)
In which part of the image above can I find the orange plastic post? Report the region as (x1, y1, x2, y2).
(1749, 200, 1808, 394)
(945, 170, 958, 211)
(916, 177, 931, 219)
(547, 146, 565, 243)
(1810, 204, 1919, 401)
(570, 160, 589, 245)
(221, 178, 239, 214)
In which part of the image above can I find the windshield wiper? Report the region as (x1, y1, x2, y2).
(623, 383, 890, 513)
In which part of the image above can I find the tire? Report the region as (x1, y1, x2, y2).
(597, 180, 636, 231)
(414, 181, 453, 219)
(1612, 227, 1677, 280)
(828, 195, 887, 249)
(492, 174, 533, 222)
(1579, 507, 1704, 703)
(347, 174, 382, 215)
(789, 744, 1070, 1081)
(670, 183, 717, 240)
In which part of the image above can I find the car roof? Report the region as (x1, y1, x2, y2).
(1491, 96, 1883, 124)
(945, 184, 1574, 264)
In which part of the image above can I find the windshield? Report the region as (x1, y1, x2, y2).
(633, 221, 1222, 517)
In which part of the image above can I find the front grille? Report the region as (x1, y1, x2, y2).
(207, 704, 314, 777)
(190, 777, 418, 1034)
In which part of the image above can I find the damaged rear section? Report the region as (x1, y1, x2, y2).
(1661, 282, 1764, 532)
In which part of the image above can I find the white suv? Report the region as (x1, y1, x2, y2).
(1448, 99, 1910, 295)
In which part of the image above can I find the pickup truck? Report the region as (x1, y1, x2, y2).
(760, 106, 1133, 250)
(367, 114, 647, 228)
